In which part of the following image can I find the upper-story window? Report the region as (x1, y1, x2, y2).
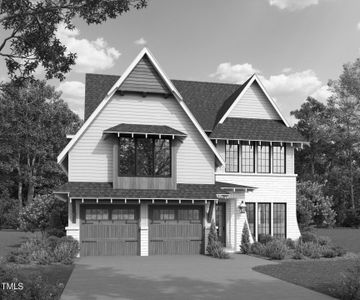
(241, 142, 255, 173)
(225, 142, 239, 172)
(257, 142, 271, 173)
(118, 137, 171, 177)
(272, 145, 286, 174)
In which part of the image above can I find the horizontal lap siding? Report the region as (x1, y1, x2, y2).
(229, 82, 280, 120)
(216, 174, 300, 240)
(69, 94, 214, 183)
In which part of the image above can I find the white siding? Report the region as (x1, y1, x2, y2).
(216, 174, 300, 240)
(228, 82, 280, 120)
(140, 204, 149, 256)
(69, 94, 215, 184)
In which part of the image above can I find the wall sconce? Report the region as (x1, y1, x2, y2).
(238, 201, 246, 214)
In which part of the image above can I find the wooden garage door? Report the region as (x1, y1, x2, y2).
(80, 205, 139, 256)
(149, 206, 204, 255)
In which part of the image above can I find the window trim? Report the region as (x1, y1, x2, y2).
(118, 136, 172, 178)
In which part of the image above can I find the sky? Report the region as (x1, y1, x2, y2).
(2, 0, 360, 124)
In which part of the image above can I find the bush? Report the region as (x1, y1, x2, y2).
(285, 238, 296, 249)
(0, 265, 62, 300)
(340, 259, 360, 300)
(299, 232, 318, 244)
(342, 210, 360, 228)
(321, 246, 337, 258)
(332, 245, 346, 257)
(296, 242, 321, 259)
(264, 239, 288, 260)
(0, 197, 20, 229)
(317, 235, 331, 246)
(250, 242, 266, 256)
(258, 234, 273, 245)
(53, 237, 79, 264)
(46, 228, 66, 238)
(292, 250, 305, 260)
(206, 221, 230, 259)
(240, 226, 251, 254)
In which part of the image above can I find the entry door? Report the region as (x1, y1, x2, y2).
(216, 203, 226, 245)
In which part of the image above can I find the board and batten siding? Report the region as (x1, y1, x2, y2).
(120, 56, 170, 94)
(68, 94, 215, 184)
(215, 140, 295, 174)
(216, 174, 300, 240)
(228, 82, 281, 120)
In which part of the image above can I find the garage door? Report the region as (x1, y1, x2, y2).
(149, 206, 204, 255)
(80, 205, 139, 256)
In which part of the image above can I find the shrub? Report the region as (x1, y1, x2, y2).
(53, 237, 79, 264)
(296, 242, 321, 259)
(250, 242, 266, 256)
(46, 228, 66, 238)
(321, 246, 337, 258)
(258, 234, 273, 245)
(0, 197, 20, 229)
(240, 226, 251, 254)
(264, 239, 288, 260)
(299, 232, 318, 244)
(285, 238, 296, 249)
(30, 248, 53, 265)
(292, 250, 305, 260)
(206, 221, 230, 259)
(332, 245, 346, 257)
(342, 210, 360, 228)
(340, 259, 360, 300)
(317, 235, 331, 246)
(0, 265, 62, 300)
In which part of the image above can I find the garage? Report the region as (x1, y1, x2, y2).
(149, 205, 204, 255)
(80, 205, 139, 256)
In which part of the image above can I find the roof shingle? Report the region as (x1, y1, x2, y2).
(104, 123, 186, 137)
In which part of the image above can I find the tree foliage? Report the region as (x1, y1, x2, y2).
(0, 79, 81, 207)
(0, 0, 147, 80)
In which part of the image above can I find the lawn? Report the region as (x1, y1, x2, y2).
(313, 227, 360, 253)
(0, 230, 30, 258)
(254, 257, 356, 299)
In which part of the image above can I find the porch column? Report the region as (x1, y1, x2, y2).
(65, 199, 80, 244)
(140, 203, 149, 256)
(204, 200, 216, 254)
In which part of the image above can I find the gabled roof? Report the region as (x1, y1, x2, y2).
(57, 48, 225, 166)
(210, 118, 307, 143)
(54, 181, 256, 200)
(217, 74, 289, 126)
(103, 123, 186, 137)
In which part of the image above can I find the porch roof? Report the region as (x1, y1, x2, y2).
(103, 123, 186, 138)
(54, 181, 255, 200)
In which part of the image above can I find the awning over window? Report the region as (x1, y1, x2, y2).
(103, 123, 187, 139)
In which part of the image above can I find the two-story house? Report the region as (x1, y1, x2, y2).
(54, 48, 307, 256)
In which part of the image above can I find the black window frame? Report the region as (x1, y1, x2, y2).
(118, 136, 172, 178)
(241, 142, 255, 173)
(225, 141, 239, 173)
(273, 203, 286, 239)
(272, 144, 286, 174)
(257, 142, 271, 173)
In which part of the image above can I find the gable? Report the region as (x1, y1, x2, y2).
(120, 56, 170, 94)
(228, 81, 281, 120)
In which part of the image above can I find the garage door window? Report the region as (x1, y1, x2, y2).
(153, 209, 175, 220)
(85, 208, 109, 220)
(178, 208, 200, 221)
(112, 209, 135, 220)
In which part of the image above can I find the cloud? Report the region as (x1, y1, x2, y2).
(57, 81, 85, 118)
(210, 62, 259, 83)
(56, 24, 121, 73)
(269, 0, 323, 11)
(310, 85, 333, 102)
(357, 22, 360, 31)
(282, 67, 292, 73)
(134, 37, 147, 46)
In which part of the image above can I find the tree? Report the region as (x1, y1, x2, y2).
(18, 194, 56, 237)
(0, 0, 147, 80)
(0, 79, 81, 207)
(296, 181, 336, 228)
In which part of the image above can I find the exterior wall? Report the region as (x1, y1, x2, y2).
(216, 140, 295, 175)
(140, 204, 149, 256)
(217, 174, 300, 240)
(69, 94, 215, 184)
(228, 82, 281, 120)
(66, 200, 80, 243)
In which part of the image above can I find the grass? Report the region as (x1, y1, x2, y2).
(313, 227, 360, 253)
(254, 257, 356, 298)
(0, 230, 30, 258)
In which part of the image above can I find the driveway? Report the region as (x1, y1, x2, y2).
(61, 255, 334, 300)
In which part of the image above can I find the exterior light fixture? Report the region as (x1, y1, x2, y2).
(238, 201, 246, 213)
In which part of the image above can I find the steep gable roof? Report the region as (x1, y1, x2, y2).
(58, 48, 224, 166)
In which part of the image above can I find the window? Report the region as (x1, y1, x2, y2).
(273, 203, 286, 239)
(119, 137, 171, 177)
(112, 209, 135, 220)
(272, 145, 286, 174)
(85, 208, 109, 220)
(246, 203, 255, 238)
(225, 142, 239, 172)
(257, 143, 270, 173)
(241, 142, 255, 173)
(153, 209, 175, 220)
(178, 208, 200, 221)
(258, 203, 270, 238)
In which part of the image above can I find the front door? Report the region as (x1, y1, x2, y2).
(216, 203, 226, 245)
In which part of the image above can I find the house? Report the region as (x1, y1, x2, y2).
(54, 48, 307, 256)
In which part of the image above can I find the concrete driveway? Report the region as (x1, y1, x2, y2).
(61, 255, 334, 300)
